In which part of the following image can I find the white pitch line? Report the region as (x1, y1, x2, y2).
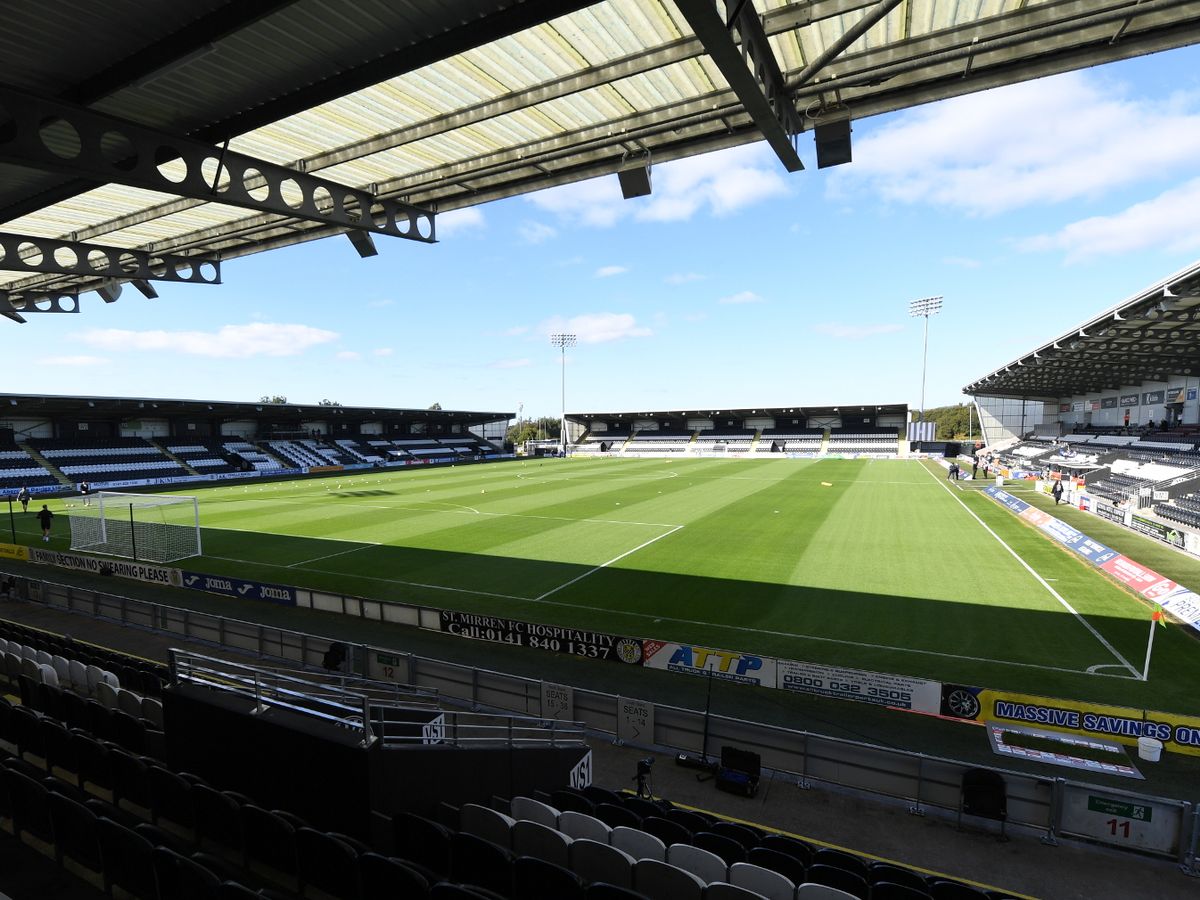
(921, 461, 1139, 677)
(288, 542, 380, 567)
(534, 524, 685, 601)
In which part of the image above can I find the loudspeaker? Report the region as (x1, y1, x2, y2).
(814, 119, 852, 169)
(618, 161, 652, 199)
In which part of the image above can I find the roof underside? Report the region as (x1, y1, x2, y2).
(0, 393, 511, 425)
(568, 403, 908, 422)
(3, 1, 1199, 320)
(965, 261, 1200, 400)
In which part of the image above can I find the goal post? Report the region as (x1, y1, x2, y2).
(67, 492, 201, 563)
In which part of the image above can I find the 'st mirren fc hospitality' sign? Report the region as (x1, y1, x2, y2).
(438, 610, 643, 663)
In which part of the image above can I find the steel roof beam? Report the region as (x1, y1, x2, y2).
(675, 0, 804, 171)
(791, 0, 905, 89)
(0, 231, 220, 284)
(0, 86, 435, 244)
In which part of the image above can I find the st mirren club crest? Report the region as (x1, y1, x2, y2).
(615, 638, 643, 665)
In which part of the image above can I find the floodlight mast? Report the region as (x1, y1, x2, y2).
(550, 333, 577, 455)
(908, 296, 943, 434)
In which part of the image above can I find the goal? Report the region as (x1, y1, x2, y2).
(67, 492, 201, 563)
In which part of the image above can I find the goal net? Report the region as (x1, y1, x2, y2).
(67, 492, 201, 563)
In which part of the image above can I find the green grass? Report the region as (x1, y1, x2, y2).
(15, 456, 1200, 714)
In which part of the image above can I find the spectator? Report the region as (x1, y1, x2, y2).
(1051, 480, 1064, 505)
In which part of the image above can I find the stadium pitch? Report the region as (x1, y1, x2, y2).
(31, 457, 1200, 714)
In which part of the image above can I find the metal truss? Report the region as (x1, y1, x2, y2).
(0, 231, 220, 284)
(0, 85, 436, 244)
(0, 290, 79, 323)
(674, 0, 804, 171)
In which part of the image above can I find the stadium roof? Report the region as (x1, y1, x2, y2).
(964, 260, 1200, 400)
(0, 393, 511, 426)
(3, 1, 1199, 323)
(568, 403, 907, 423)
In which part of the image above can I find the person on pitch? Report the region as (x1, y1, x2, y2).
(1051, 479, 1064, 505)
(79, 480, 91, 507)
(36, 504, 53, 542)
(17, 485, 30, 513)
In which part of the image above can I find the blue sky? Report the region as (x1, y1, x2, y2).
(30, 45, 1200, 421)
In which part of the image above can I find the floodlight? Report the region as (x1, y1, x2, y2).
(908, 295, 943, 438)
(550, 333, 577, 455)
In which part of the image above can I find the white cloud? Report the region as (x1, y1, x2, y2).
(665, 272, 705, 284)
(43, 355, 110, 367)
(832, 71, 1200, 215)
(75, 323, 338, 358)
(812, 322, 904, 340)
(718, 291, 763, 305)
(373, 347, 394, 357)
(490, 358, 532, 369)
(942, 256, 981, 269)
(519, 220, 557, 244)
(527, 143, 788, 227)
(1018, 177, 1200, 261)
(539, 312, 651, 344)
(594, 265, 628, 278)
(336, 351, 361, 361)
(437, 207, 485, 237)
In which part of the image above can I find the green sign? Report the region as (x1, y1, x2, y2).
(1088, 796, 1151, 821)
(375, 652, 401, 666)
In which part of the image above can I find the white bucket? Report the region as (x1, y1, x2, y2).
(1137, 736, 1163, 762)
(995, 475, 1005, 487)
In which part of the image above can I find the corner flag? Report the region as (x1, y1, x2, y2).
(1152, 604, 1167, 627)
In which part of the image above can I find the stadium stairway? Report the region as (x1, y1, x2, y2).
(749, 430, 762, 452)
(149, 440, 200, 477)
(16, 443, 72, 488)
(819, 430, 830, 454)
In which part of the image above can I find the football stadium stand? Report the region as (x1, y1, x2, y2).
(29, 439, 188, 486)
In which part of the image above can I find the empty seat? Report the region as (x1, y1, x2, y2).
(148, 765, 195, 833)
(193, 784, 244, 858)
(729, 861, 796, 900)
(642, 815, 692, 848)
(511, 819, 572, 868)
(873, 881, 934, 900)
(394, 812, 453, 877)
(704, 884, 770, 900)
(359, 852, 431, 899)
(570, 839, 635, 889)
(116, 688, 143, 719)
(296, 827, 360, 900)
(633, 858, 706, 900)
(48, 789, 103, 872)
(807, 863, 869, 899)
(551, 789, 596, 816)
(559, 810, 612, 843)
(460, 802, 516, 848)
(97, 816, 157, 900)
(610, 826, 666, 863)
(929, 880, 990, 900)
(667, 843, 728, 885)
(747, 846, 805, 886)
(870, 863, 931, 894)
(595, 802, 642, 831)
(151, 845, 222, 900)
(812, 848, 869, 881)
(795, 884, 861, 899)
(242, 805, 298, 881)
(693, 832, 746, 867)
(512, 855, 585, 900)
(511, 796, 560, 828)
(450, 832, 513, 897)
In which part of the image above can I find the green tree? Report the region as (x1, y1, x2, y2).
(428, 402, 443, 410)
(913, 403, 976, 440)
(318, 399, 341, 406)
(505, 416, 560, 445)
(260, 395, 287, 404)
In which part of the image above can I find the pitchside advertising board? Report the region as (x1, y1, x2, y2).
(776, 659, 943, 713)
(180, 572, 297, 607)
(982, 487, 1200, 634)
(25, 547, 182, 587)
(437, 610, 644, 664)
(940, 685, 1200, 757)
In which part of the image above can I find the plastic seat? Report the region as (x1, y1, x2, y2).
(584, 885, 644, 899)
(359, 852, 431, 899)
(621, 795, 664, 821)
(667, 843, 728, 885)
(551, 788, 596, 816)
(141, 696, 165, 728)
(812, 848, 869, 880)
(460, 802, 516, 848)
(807, 863, 869, 899)
(729, 861, 796, 900)
(747, 846, 806, 885)
(151, 845, 222, 900)
(296, 827, 361, 900)
(704, 884, 770, 900)
(513, 855, 585, 900)
(710, 821, 760, 850)
(559, 810, 612, 843)
(112, 709, 147, 755)
(72, 732, 114, 795)
(148, 764, 195, 833)
(109, 747, 151, 810)
(570, 838, 636, 889)
(36, 662, 59, 688)
(595, 802, 642, 831)
(693, 831, 746, 867)
(97, 816, 157, 900)
(450, 832, 513, 897)
(511, 795, 561, 828)
(759, 834, 812, 867)
(870, 863, 931, 894)
(610, 825, 666, 863)
(242, 804, 298, 881)
(642, 815, 692, 848)
(929, 880, 990, 900)
(67, 658, 88, 693)
(393, 812, 452, 877)
(511, 818, 572, 867)
(10, 705, 44, 760)
(117, 688, 143, 719)
(795, 884, 861, 899)
(193, 784, 244, 857)
(4, 767, 54, 845)
(633, 858, 706, 900)
(874, 881, 934, 900)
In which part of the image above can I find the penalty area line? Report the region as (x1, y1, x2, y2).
(534, 524, 685, 601)
(920, 461, 1139, 678)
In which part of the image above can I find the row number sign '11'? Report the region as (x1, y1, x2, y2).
(1061, 790, 1181, 854)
